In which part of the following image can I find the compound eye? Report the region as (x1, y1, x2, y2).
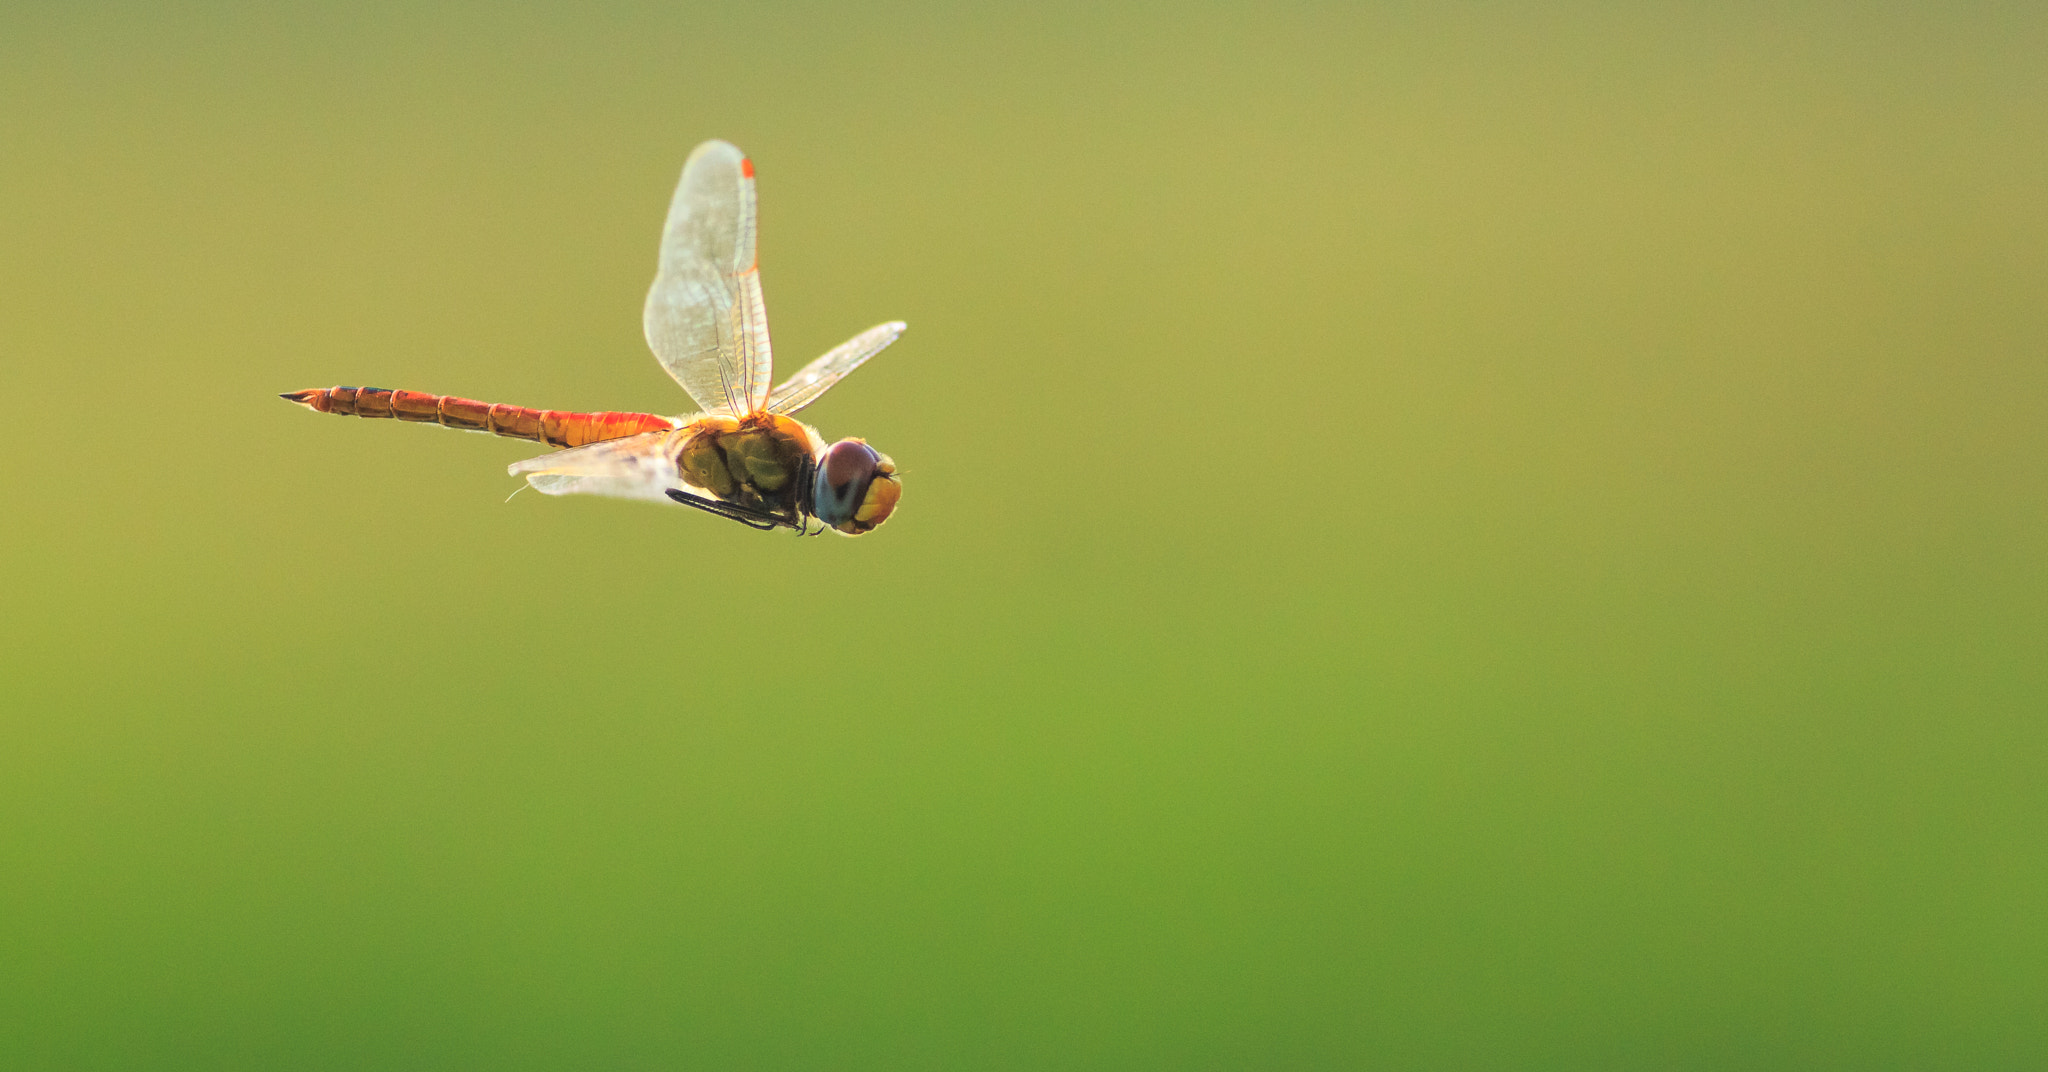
(812, 440, 880, 526)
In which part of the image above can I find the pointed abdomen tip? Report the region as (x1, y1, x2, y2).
(280, 389, 324, 410)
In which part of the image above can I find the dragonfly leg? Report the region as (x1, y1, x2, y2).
(791, 457, 825, 536)
(664, 488, 792, 531)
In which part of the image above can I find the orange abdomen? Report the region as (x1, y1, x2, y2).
(281, 386, 673, 449)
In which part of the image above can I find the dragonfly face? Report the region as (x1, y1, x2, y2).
(812, 439, 900, 535)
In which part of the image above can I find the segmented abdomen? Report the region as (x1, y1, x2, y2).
(281, 386, 673, 449)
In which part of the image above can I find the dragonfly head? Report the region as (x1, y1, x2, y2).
(812, 439, 900, 535)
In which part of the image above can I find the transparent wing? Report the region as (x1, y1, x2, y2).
(522, 473, 679, 504)
(766, 321, 906, 416)
(506, 431, 703, 504)
(643, 140, 774, 416)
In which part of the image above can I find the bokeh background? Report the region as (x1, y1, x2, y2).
(4, 2, 2045, 1067)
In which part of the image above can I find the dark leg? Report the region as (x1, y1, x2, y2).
(664, 488, 792, 531)
(794, 456, 824, 536)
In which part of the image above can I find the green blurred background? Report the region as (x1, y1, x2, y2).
(3, 2, 2044, 1067)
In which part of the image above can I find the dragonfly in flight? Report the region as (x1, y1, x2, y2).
(282, 139, 903, 536)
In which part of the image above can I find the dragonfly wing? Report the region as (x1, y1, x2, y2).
(522, 473, 678, 504)
(507, 431, 702, 504)
(766, 321, 906, 416)
(643, 140, 774, 416)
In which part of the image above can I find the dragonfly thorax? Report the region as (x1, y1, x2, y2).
(674, 413, 815, 521)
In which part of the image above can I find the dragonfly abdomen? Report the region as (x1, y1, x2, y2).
(280, 386, 673, 448)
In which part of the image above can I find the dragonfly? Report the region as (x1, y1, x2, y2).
(281, 139, 903, 536)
